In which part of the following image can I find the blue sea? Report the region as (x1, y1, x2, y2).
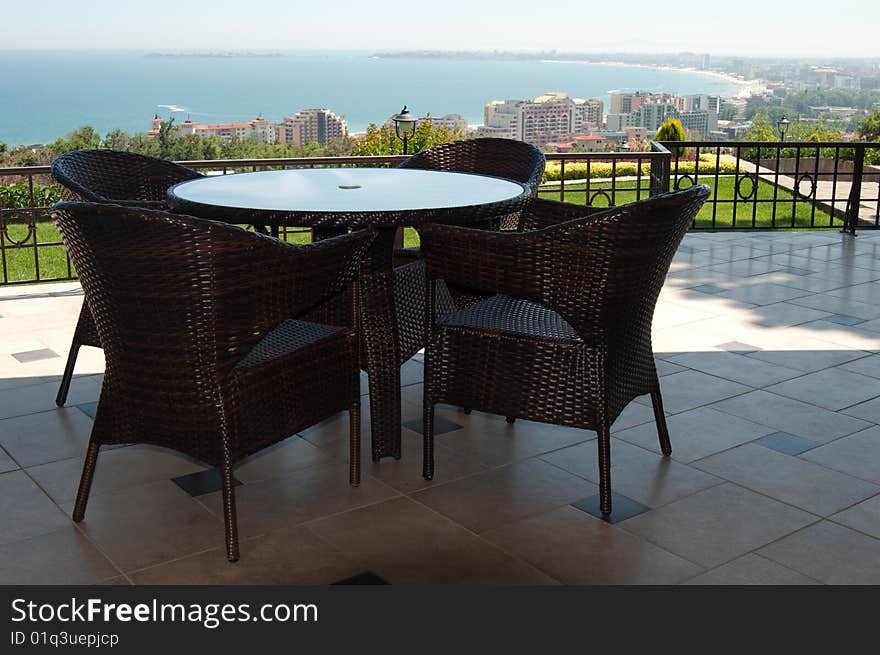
(0, 50, 744, 146)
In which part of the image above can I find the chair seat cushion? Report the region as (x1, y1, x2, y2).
(235, 319, 344, 370)
(436, 294, 581, 342)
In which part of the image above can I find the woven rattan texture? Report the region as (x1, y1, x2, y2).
(420, 185, 710, 514)
(54, 202, 371, 561)
(51, 150, 204, 405)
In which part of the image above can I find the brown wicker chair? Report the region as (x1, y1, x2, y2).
(419, 185, 710, 517)
(54, 202, 372, 562)
(51, 150, 204, 407)
(389, 138, 548, 363)
(395, 138, 546, 255)
(397, 137, 546, 194)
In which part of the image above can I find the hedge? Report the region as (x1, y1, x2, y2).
(543, 154, 744, 182)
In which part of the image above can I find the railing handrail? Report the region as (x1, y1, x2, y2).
(0, 149, 673, 178)
(657, 140, 880, 149)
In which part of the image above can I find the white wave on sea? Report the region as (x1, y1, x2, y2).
(157, 104, 186, 112)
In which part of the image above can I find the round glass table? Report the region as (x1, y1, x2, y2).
(168, 167, 529, 460)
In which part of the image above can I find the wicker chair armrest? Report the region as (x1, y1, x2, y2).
(419, 223, 565, 304)
(212, 228, 373, 360)
(516, 198, 605, 232)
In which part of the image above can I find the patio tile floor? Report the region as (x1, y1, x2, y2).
(2, 229, 880, 584)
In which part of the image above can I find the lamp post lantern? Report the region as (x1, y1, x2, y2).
(777, 115, 790, 142)
(392, 105, 418, 155)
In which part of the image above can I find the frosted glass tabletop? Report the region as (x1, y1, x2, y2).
(169, 168, 527, 214)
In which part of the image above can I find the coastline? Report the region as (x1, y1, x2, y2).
(541, 59, 765, 96)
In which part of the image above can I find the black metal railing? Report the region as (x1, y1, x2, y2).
(2, 143, 879, 286)
(652, 141, 880, 234)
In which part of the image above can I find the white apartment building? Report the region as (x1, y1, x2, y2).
(419, 114, 470, 132)
(173, 116, 276, 144)
(478, 93, 604, 147)
(275, 109, 347, 146)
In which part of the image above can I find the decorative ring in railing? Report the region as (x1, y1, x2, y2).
(588, 190, 613, 207)
(0, 212, 38, 247)
(674, 174, 696, 190)
(796, 174, 817, 200)
(735, 174, 758, 201)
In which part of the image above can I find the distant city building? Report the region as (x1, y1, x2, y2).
(606, 92, 718, 138)
(419, 113, 470, 132)
(478, 92, 604, 147)
(275, 109, 347, 146)
(175, 116, 276, 143)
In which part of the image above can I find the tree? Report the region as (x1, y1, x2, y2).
(103, 128, 132, 151)
(744, 113, 777, 142)
(355, 118, 463, 156)
(157, 118, 176, 160)
(857, 110, 880, 142)
(654, 118, 687, 157)
(50, 126, 101, 154)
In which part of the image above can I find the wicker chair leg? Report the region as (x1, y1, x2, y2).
(597, 426, 612, 516)
(506, 416, 516, 424)
(650, 387, 672, 456)
(220, 461, 240, 563)
(55, 341, 81, 407)
(423, 402, 435, 481)
(349, 403, 361, 487)
(72, 440, 100, 522)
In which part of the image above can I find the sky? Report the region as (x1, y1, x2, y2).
(1, 0, 878, 58)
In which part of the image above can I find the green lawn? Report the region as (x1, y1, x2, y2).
(0, 175, 843, 284)
(538, 176, 842, 230)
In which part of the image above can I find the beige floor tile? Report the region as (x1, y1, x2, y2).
(826, 281, 880, 306)
(0, 445, 17, 473)
(616, 406, 774, 463)
(682, 553, 818, 585)
(709, 390, 870, 443)
(429, 406, 594, 468)
(66, 480, 225, 572)
(800, 426, 880, 484)
(197, 462, 400, 538)
(747, 302, 832, 328)
(836, 354, 880, 379)
(131, 526, 362, 584)
(745, 346, 868, 374)
(717, 283, 811, 307)
(765, 367, 880, 411)
(0, 527, 119, 585)
(0, 470, 70, 545)
(622, 483, 817, 568)
(0, 407, 93, 468)
(790, 293, 880, 321)
(664, 350, 804, 387)
(0, 375, 101, 420)
(27, 444, 207, 504)
(484, 506, 701, 584)
(636, 370, 750, 414)
(412, 458, 597, 534)
(841, 395, 880, 423)
(795, 320, 880, 351)
(759, 520, 880, 585)
(541, 439, 722, 508)
(693, 443, 879, 516)
(308, 496, 555, 584)
(613, 400, 661, 430)
(830, 494, 880, 540)
(366, 432, 488, 494)
(233, 436, 335, 484)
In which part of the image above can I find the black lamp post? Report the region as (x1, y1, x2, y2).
(392, 105, 418, 154)
(777, 114, 790, 142)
